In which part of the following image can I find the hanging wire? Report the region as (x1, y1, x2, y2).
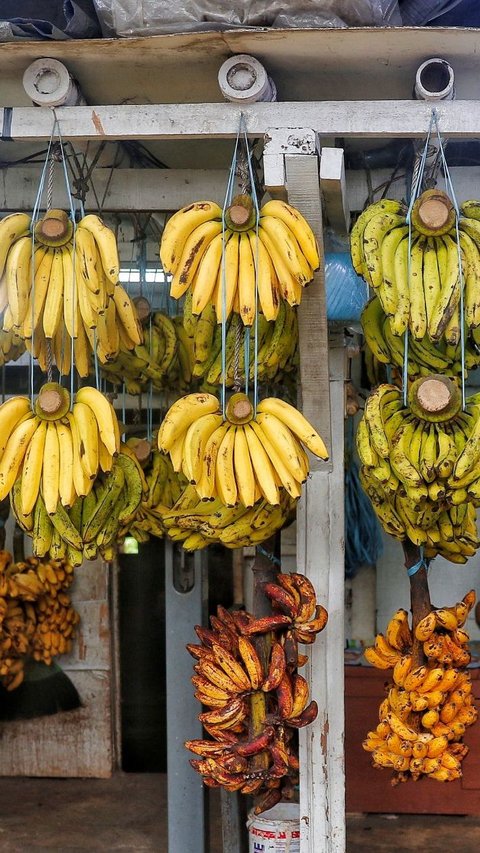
(430, 109, 466, 410)
(403, 111, 436, 407)
(220, 126, 243, 417)
(240, 117, 261, 413)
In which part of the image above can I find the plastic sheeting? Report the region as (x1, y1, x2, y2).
(325, 252, 368, 323)
(93, 1, 401, 38)
(0, 1, 101, 40)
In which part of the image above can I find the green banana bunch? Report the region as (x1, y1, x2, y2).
(100, 311, 193, 394)
(351, 192, 480, 344)
(10, 447, 146, 565)
(356, 380, 480, 563)
(0, 329, 26, 367)
(120, 439, 297, 551)
(187, 296, 299, 389)
(362, 296, 480, 379)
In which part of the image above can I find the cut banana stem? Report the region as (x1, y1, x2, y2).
(226, 393, 254, 425)
(408, 375, 461, 423)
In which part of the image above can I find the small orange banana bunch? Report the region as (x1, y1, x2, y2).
(363, 591, 478, 784)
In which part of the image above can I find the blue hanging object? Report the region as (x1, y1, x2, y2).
(344, 421, 383, 579)
(325, 252, 369, 323)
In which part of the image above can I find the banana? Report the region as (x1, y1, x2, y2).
(248, 230, 280, 321)
(215, 426, 237, 507)
(428, 234, 460, 341)
(0, 397, 33, 461)
(0, 415, 39, 501)
(378, 224, 409, 316)
(215, 232, 240, 323)
(20, 419, 47, 516)
(237, 636, 263, 690)
(5, 234, 32, 327)
(191, 231, 226, 315)
(182, 412, 224, 486)
(72, 401, 99, 480)
(256, 397, 328, 460)
(158, 393, 220, 454)
(160, 201, 222, 274)
(408, 237, 427, 340)
(77, 214, 119, 284)
(0, 212, 31, 278)
(237, 231, 256, 326)
(75, 386, 120, 458)
(258, 225, 301, 306)
(390, 235, 410, 336)
(82, 465, 125, 543)
(170, 219, 224, 300)
(43, 248, 65, 339)
(243, 423, 280, 505)
(260, 200, 320, 270)
(233, 426, 256, 508)
(350, 199, 405, 278)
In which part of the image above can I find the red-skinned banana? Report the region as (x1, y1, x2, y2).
(199, 696, 247, 729)
(237, 636, 264, 690)
(262, 641, 286, 692)
(240, 614, 292, 635)
(289, 573, 316, 623)
(286, 699, 319, 728)
(211, 642, 252, 692)
(262, 582, 299, 619)
(276, 672, 294, 719)
(185, 739, 233, 756)
(233, 725, 275, 757)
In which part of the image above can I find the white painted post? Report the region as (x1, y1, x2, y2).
(285, 154, 346, 853)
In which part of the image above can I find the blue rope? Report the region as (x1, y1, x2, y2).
(407, 545, 429, 577)
(257, 545, 281, 567)
(240, 116, 260, 413)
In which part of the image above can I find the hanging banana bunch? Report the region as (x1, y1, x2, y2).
(160, 198, 319, 324)
(0, 383, 120, 509)
(185, 572, 327, 813)
(0, 209, 142, 377)
(119, 441, 298, 551)
(351, 192, 480, 345)
(361, 296, 480, 379)
(157, 391, 328, 508)
(363, 592, 478, 784)
(185, 296, 299, 390)
(356, 377, 480, 562)
(100, 311, 193, 395)
(0, 329, 26, 367)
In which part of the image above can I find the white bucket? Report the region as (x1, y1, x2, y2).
(247, 803, 300, 853)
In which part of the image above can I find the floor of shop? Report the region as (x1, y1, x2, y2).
(0, 775, 480, 851)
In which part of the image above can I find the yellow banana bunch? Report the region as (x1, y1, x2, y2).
(11, 446, 146, 566)
(357, 380, 480, 562)
(119, 442, 297, 550)
(362, 296, 480, 379)
(0, 329, 26, 367)
(185, 572, 323, 812)
(351, 192, 480, 343)
(0, 550, 78, 690)
(0, 209, 142, 377)
(0, 384, 120, 514)
(101, 312, 193, 394)
(363, 592, 478, 783)
(186, 297, 299, 389)
(160, 197, 319, 323)
(157, 391, 328, 509)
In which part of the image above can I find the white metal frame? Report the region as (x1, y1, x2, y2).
(9, 94, 474, 853)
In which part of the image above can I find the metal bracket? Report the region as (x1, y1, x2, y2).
(263, 127, 317, 196)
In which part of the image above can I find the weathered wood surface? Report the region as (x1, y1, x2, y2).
(0, 560, 115, 778)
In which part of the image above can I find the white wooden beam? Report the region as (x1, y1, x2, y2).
(4, 100, 480, 142)
(320, 148, 350, 236)
(0, 167, 231, 212)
